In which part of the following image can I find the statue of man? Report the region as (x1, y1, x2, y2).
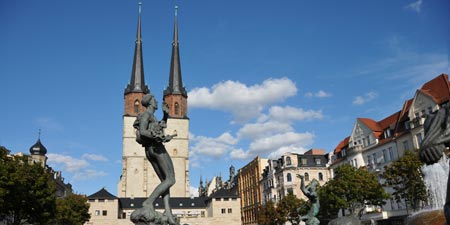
(297, 175, 320, 225)
(419, 106, 450, 225)
(131, 93, 178, 225)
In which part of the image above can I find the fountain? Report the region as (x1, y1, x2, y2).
(405, 155, 449, 225)
(422, 155, 449, 209)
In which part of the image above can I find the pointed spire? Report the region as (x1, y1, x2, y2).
(125, 1, 149, 95)
(164, 5, 187, 97)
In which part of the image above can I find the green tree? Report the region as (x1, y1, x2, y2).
(276, 193, 308, 225)
(318, 164, 389, 218)
(54, 194, 91, 225)
(0, 146, 57, 225)
(383, 150, 428, 212)
(258, 200, 280, 225)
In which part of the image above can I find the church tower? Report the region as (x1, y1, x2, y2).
(162, 5, 190, 197)
(118, 3, 190, 198)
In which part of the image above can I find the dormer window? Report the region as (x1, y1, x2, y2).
(286, 156, 291, 166)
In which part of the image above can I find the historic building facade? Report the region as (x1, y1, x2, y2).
(260, 149, 331, 204)
(330, 73, 450, 221)
(238, 156, 268, 225)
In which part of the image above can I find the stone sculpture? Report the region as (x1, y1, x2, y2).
(130, 93, 179, 225)
(419, 106, 450, 225)
(296, 175, 320, 225)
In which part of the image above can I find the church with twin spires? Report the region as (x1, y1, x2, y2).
(118, 3, 190, 199)
(85, 4, 241, 225)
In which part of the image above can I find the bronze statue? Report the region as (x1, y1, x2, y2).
(419, 106, 450, 225)
(297, 175, 320, 225)
(130, 93, 178, 225)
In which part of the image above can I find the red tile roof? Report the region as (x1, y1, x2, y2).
(419, 74, 450, 104)
(334, 136, 350, 154)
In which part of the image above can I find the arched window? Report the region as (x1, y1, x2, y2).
(286, 156, 292, 166)
(175, 102, 180, 115)
(286, 173, 292, 182)
(304, 173, 309, 181)
(319, 172, 323, 181)
(134, 100, 140, 113)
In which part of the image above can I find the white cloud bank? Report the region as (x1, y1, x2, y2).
(188, 77, 323, 167)
(188, 77, 297, 123)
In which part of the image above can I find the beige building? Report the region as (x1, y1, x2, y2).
(238, 156, 268, 225)
(261, 150, 331, 204)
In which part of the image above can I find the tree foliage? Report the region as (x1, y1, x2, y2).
(258, 193, 308, 225)
(318, 164, 389, 218)
(382, 150, 428, 211)
(0, 146, 57, 225)
(54, 193, 91, 225)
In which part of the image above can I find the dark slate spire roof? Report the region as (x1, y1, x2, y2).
(88, 188, 117, 200)
(164, 6, 187, 97)
(125, 2, 150, 95)
(29, 130, 47, 156)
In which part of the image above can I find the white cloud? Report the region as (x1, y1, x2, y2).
(82, 153, 108, 162)
(229, 132, 314, 160)
(353, 91, 378, 105)
(190, 186, 199, 197)
(267, 145, 308, 159)
(72, 169, 107, 181)
(190, 132, 238, 158)
(237, 121, 293, 140)
(305, 90, 332, 98)
(47, 153, 89, 172)
(405, 0, 423, 13)
(262, 106, 323, 123)
(188, 77, 297, 122)
(229, 148, 252, 160)
(248, 132, 315, 155)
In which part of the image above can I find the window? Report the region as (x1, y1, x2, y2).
(301, 158, 308, 165)
(286, 173, 292, 182)
(403, 140, 410, 151)
(228, 208, 232, 213)
(319, 172, 323, 181)
(304, 173, 309, 181)
(416, 133, 423, 145)
(315, 158, 321, 165)
(389, 147, 395, 160)
(95, 210, 100, 216)
(286, 156, 292, 166)
(102, 210, 107, 216)
(287, 188, 293, 195)
(134, 100, 140, 113)
(175, 102, 179, 115)
(221, 208, 226, 214)
(341, 149, 346, 156)
(98, 199, 105, 202)
(367, 155, 372, 165)
(373, 153, 377, 164)
(354, 159, 358, 168)
(201, 211, 205, 217)
(367, 135, 371, 145)
(382, 149, 388, 163)
(122, 212, 126, 219)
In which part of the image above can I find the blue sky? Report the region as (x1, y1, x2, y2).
(0, 0, 448, 196)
